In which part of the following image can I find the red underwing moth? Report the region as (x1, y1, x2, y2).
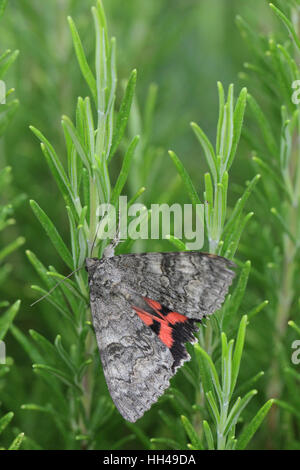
(86, 249, 235, 422)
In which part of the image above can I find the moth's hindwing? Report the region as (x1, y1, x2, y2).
(86, 251, 235, 422)
(132, 297, 199, 371)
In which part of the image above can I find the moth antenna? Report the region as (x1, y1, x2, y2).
(90, 214, 103, 257)
(89, 205, 121, 257)
(111, 207, 121, 249)
(30, 265, 84, 307)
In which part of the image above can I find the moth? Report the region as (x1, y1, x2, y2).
(86, 247, 235, 423)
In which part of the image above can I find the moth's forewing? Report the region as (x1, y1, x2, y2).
(86, 252, 235, 422)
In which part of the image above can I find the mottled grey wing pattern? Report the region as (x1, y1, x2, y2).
(101, 251, 236, 320)
(86, 251, 235, 422)
(87, 262, 174, 422)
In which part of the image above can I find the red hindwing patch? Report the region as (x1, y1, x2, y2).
(132, 297, 199, 369)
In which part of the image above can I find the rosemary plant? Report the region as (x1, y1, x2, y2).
(0, 0, 299, 451)
(235, 0, 300, 449)
(12, 0, 141, 450)
(8, 0, 273, 451)
(151, 83, 272, 450)
(0, 0, 24, 450)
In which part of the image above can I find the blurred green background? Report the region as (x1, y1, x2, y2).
(0, 0, 298, 450)
(1, 0, 274, 295)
